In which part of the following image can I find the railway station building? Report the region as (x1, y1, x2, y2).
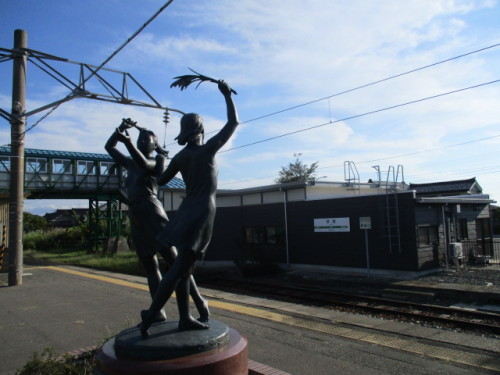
(160, 177, 496, 273)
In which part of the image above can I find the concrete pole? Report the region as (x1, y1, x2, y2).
(8, 29, 27, 286)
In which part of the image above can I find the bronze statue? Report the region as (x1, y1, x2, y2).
(140, 80, 238, 337)
(105, 119, 209, 323)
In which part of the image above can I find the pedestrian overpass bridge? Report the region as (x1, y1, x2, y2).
(0, 146, 185, 250)
(0, 146, 124, 200)
(0, 145, 184, 199)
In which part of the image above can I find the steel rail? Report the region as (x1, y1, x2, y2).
(204, 278, 500, 335)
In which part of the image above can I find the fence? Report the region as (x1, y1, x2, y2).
(460, 238, 500, 267)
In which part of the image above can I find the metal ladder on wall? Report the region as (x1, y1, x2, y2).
(381, 165, 404, 253)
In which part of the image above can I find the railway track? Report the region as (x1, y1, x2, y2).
(202, 278, 500, 336)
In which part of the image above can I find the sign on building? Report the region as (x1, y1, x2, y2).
(359, 216, 372, 230)
(314, 217, 350, 232)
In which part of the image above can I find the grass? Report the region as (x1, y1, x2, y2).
(16, 347, 95, 375)
(25, 249, 145, 277)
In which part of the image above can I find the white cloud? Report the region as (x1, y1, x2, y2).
(2, 0, 499, 208)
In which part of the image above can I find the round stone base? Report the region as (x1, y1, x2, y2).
(95, 325, 248, 375)
(115, 319, 230, 361)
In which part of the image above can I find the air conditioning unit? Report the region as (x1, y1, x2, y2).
(449, 242, 463, 258)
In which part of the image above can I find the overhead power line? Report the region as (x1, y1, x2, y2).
(241, 42, 500, 125)
(80, 0, 175, 87)
(318, 134, 500, 170)
(222, 79, 499, 153)
(219, 133, 500, 187)
(167, 41, 500, 146)
(18, 1, 175, 132)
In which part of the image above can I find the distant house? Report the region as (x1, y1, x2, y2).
(409, 178, 482, 197)
(44, 208, 88, 228)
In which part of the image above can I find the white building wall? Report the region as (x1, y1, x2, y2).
(287, 188, 306, 201)
(263, 191, 284, 204)
(243, 193, 261, 205)
(217, 195, 241, 207)
(306, 184, 383, 201)
(160, 191, 186, 211)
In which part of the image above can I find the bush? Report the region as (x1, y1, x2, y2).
(16, 347, 95, 375)
(23, 212, 49, 233)
(23, 226, 88, 252)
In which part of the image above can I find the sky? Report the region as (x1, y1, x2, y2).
(1, 0, 499, 215)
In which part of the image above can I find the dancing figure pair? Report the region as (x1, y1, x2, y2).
(105, 117, 211, 324)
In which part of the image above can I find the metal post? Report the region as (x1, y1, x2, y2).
(442, 205, 449, 268)
(8, 30, 27, 286)
(283, 190, 290, 266)
(364, 229, 370, 278)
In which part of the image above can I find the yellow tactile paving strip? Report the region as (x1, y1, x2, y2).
(42, 266, 500, 372)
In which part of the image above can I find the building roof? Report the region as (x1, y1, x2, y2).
(0, 146, 114, 161)
(417, 194, 496, 205)
(408, 178, 481, 196)
(163, 177, 185, 190)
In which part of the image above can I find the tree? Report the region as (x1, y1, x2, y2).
(23, 212, 48, 233)
(275, 153, 319, 184)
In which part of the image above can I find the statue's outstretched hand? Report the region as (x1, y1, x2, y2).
(115, 128, 131, 143)
(118, 118, 136, 132)
(218, 80, 232, 96)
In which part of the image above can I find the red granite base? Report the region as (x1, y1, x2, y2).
(95, 328, 248, 375)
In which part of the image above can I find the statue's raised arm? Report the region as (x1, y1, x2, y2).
(206, 81, 239, 153)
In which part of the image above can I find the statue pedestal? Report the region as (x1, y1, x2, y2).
(95, 320, 248, 375)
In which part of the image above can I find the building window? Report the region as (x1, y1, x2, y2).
(99, 161, 116, 175)
(53, 159, 73, 174)
(417, 225, 438, 246)
(458, 219, 468, 240)
(26, 157, 48, 173)
(77, 160, 96, 175)
(0, 156, 10, 172)
(244, 226, 285, 245)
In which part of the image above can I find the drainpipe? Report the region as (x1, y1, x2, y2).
(282, 188, 290, 266)
(442, 205, 449, 268)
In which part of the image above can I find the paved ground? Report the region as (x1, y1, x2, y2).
(1, 264, 499, 375)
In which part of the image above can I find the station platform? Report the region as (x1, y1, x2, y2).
(1, 263, 499, 374)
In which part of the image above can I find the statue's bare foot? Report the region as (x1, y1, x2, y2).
(197, 300, 210, 323)
(153, 309, 167, 323)
(178, 316, 209, 331)
(140, 310, 153, 338)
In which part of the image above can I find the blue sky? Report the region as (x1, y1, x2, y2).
(1, 0, 499, 214)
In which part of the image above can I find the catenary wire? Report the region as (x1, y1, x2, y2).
(21, 1, 175, 134)
(219, 134, 500, 187)
(220, 79, 499, 153)
(164, 41, 500, 146)
(239, 43, 500, 126)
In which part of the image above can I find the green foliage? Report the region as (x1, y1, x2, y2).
(16, 347, 95, 375)
(27, 250, 144, 276)
(23, 226, 88, 251)
(23, 212, 49, 233)
(275, 153, 319, 184)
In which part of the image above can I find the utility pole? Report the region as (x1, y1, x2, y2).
(8, 29, 27, 286)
